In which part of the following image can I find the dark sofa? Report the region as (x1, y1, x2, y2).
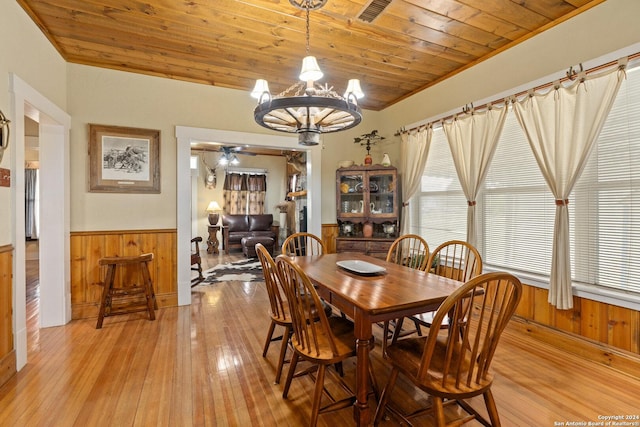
(222, 214, 278, 254)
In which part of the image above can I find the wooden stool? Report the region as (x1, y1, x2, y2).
(96, 253, 157, 329)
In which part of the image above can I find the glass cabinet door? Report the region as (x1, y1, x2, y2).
(338, 173, 366, 217)
(368, 171, 396, 218)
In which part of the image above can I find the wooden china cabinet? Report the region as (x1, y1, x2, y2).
(335, 165, 399, 259)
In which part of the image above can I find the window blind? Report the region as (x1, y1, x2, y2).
(412, 62, 640, 297)
(414, 131, 467, 250)
(483, 110, 577, 276)
(573, 65, 640, 294)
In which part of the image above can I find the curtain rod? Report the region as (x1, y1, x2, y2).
(227, 167, 268, 175)
(397, 51, 640, 136)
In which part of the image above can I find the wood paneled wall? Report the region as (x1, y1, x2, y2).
(321, 223, 338, 254)
(0, 245, 16, 387)
(71, 229, 177, 320)
(515, 284, 640, 356)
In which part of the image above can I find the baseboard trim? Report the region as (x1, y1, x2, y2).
(511, 317, 640, 378)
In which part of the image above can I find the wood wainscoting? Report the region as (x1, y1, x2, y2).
(0, 245, 16, 388)
(514, 284, 640, 360)
(70, 229, 177, 320)
(321, 223, 338, 254)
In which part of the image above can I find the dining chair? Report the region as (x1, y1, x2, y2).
(374, 272, 523, 427)
(281, 232, 325, 256)
(276, 255, 378, 427)
(385, 234, 430, 270)
(190, 236, 204, 286)
(382, 234, 430, 352)
(282, 231, 346, 320)
(408, 240, 483, 331)
(256, 243, 292, 384)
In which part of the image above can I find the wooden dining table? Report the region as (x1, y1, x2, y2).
(289, 252, 465, 426)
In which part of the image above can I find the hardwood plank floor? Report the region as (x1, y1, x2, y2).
(1, 250, 639, 426)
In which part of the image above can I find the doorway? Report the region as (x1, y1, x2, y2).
(24, 116, 40, 349)
(175, 126, 322, 306)
(10, 74, 71, 370)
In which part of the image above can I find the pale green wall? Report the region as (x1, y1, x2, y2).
(381, 0, 640, 129)
(67, 62, 390, 231)
(3, 0, 640, 241)
(67, 65, 272, 231)
(320, 114, 397, 223)
(0, 2, 67, 246)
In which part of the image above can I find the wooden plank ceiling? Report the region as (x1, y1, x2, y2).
(18, 0, 603, 111)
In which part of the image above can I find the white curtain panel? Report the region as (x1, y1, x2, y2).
(25, 168, 39, 239)
(443, 106, 508, 247)
(513, 67, 625, 309)
(399, 127, 432, 235)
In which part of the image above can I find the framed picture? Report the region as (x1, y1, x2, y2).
(0, 109, 9, 165)
(89, 124, 160, 193)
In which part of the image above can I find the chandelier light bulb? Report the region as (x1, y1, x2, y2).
(251, 79, 270, 100)
(299, 56, 323, 82)
(345, 79, 365, 100)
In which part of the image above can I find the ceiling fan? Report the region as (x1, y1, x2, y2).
(217, 146, 256, 166)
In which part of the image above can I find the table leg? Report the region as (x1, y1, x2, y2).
(353, 311, 373, 426)
(207, 226, 220, 254)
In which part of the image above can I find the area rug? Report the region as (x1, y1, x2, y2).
(202, 258, 264, 284)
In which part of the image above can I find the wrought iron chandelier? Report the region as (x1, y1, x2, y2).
(251, 0, 363, 146)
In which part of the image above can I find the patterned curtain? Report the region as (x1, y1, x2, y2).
(247, 174, 267, 214)
(223, 172, 267, 214)
(223, 173, 247, 214)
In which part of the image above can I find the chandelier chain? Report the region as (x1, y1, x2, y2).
(254, 0, 362, 145)
(305, 5, 310, 54)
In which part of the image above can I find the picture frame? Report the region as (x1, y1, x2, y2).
(0, 109, 10, 165)
(89, 124, 160, 193)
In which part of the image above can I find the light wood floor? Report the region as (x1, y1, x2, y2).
(1, 250, 639, 426)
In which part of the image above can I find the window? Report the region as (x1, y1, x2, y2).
(412, 61, 640, 299)
(572, 66, 640, 294)
(483, 110, 575, 277)
(410, 130, 467, 250)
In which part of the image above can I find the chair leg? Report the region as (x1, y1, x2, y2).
(310, 364, 326, 427)
(413, 318, 422, 336)
(274, 326, 291, 384)
(282, 351, 299, 399)
(382, 321, 391, 355)
(374, 367, 399, 426)
(368, 355, 379, 403)
(483, 389, 502, 427)
(195, 256, 203, 281)
(96, 264, 116, 329)
(433, 396, 446, 427)
(140, 260, 156, 318)
(390, 317, 405, 344)
(262, 320, 277, 357)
